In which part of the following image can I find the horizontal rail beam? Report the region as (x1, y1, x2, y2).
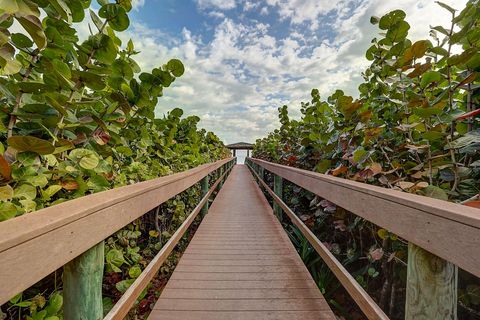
(0, 158, 234, 305)
(104, 165, 233, 319)
(249, 158, 480, 278)
(247, 163, 389, 320)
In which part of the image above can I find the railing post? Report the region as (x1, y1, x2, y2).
(219, 165, 224, 189)
(63, 241, 104, 320)
(405, 243, 457, 320)
(273, 174, 283, 221)
(201, 175, 209, 217)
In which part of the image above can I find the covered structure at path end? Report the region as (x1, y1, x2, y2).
(226, 142, 254, 157)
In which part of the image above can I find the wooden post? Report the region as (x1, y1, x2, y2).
(233, 149, 236, 157)
(201, 175, 209, 217)
(405, 243, 457, 320)
(63, 241, 104, 320)
(219, 165, 224, 189)
(273, 174, 283, 221)
(247, 149, 250, 157)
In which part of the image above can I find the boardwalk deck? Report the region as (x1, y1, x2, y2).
(149, 165, 335, 320)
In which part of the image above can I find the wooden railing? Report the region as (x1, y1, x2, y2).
(0, 157, 236, 319)
(246, 157, 480, 320)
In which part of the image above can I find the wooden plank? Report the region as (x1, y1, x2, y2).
(153, 298, 330, 311)
(173, 265, 308, 273)
(149, 165, 334, 319)
(248, 162, 389, 320)
(0, 158, 232, 305)
(165, 279, 319, 290)
(149, 311, 335, 320)
(250, 158, 480, 278)
(179, 259, 302, 267)
(405, 243, 458, 319)
(159, 288, 323, 299)
(104, 164, 232, 319)
(170, 272, 312, 281)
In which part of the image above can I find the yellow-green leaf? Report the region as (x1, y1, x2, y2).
(0, 185, 14, 201)
(14, 183, 36, 200)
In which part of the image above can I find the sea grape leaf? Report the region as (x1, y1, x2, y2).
(0, 185, 13, 201)
(420, 71, 442, 88)
(8, 136, 55, 155)
(379, 10, 406, 30)
(0, 202, 17, 221)
(11, 32, 33, 48)
(16, 15, 46, 49)
(99, 3, 129, 31)
(166, 59, 185, 77)
(14, 183, 36, 200)
(421, 185, 448, 200)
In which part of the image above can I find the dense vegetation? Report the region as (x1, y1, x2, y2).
(254, 1, 480, 319)
(0, 0, 228, 318)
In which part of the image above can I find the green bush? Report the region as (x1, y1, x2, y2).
(0, 0, 229, 318)
(254, 1, 480, 318)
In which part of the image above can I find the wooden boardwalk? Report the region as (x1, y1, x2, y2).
(149, 165, 335, 320)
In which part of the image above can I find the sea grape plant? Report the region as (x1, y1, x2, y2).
(254, 1, 479, 318)
(0, 0, 229, 318)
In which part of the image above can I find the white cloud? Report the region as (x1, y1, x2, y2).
(131, 0, 145, 10)
(195, 0, 237, 10)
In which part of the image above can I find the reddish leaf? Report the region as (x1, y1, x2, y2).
(455, 108, 480, 121)
(61, 180, 79, 190)
(0, 155, 11, 180)
(332, 164, 347, 176)
(93, 129, 111, 145)
(464, 200, 480, 209)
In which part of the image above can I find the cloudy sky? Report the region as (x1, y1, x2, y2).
(98, 0, 466, 144)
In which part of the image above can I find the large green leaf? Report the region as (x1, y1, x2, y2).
(8, 136, 55, 155)
(16, 15, 46, 49)
(420, 71, 442, 88)
(99, 3, 129, 31)
(166, 59, 185, 77)
(379, 10, 406, 30)
(14, 183, 36, 200)
(0, 202, 17, 221)
(0, 185, 13, 201)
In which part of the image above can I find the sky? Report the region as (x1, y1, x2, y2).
(89, 0, 467, 144)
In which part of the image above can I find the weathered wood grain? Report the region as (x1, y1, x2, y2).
(63, 241, 104, 320)
(249, 158, 480, 278)
(248, 162, 389, 320)
(149, 165, 334, 320)
(405, 243, 457, 320)
(104, 163, 233, 319)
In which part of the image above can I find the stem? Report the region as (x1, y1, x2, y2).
(7, 55, 38, 138)
(427, 143, 433, 185)
(447, 137, 459, 192)
(446, 12, 455, 112)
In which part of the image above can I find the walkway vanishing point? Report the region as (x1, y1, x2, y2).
(150, 165, 335, 320)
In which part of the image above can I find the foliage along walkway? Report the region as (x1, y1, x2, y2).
(149, 165, 335, 320)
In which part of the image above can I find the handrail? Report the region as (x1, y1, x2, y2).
(0, 157, 235, 306)
(247, 158, 480, 278)
(247, 161, 388, 320)
(104, 165, 232, 319)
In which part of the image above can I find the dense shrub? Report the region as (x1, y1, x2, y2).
(0, 0, 228, 318)
(254, 1, 480, 319)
